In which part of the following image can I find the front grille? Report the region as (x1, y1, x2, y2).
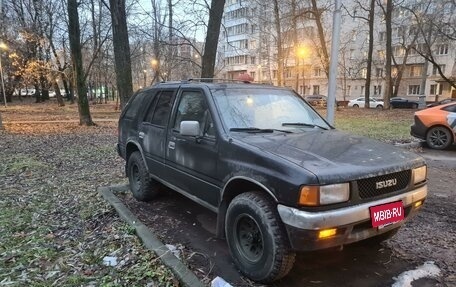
(358, 170, 411, 199)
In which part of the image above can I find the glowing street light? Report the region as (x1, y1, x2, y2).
(0, 42, 8, 108)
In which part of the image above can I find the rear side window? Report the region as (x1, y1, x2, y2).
(145, 90, 174, 126)
(442, 104, 456, 113)
(124, 92, 148, 119)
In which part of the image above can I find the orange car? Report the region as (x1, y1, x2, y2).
(411, 102, 456, 149)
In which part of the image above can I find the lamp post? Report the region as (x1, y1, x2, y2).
(297, 46, 309, 96)
(0, 42, 8, 107)
(143, 69, 147, 87)
(150, 59, 158, 83)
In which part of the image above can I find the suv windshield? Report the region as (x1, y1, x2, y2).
(212, 88, 331, 132)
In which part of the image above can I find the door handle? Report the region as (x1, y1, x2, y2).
(168, 141, 175, 150)
(139, 132, 145, 139)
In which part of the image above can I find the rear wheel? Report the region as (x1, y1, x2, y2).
(127, 151, 161, 201)
(376, 104, 383, 109)
(225, 192, 295, 283)
(426, 126, 453, 150)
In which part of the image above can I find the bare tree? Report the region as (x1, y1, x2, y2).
(108, 0, 133, 108)
(377, 0, 393, 109)
(68, 0, 94, 125)
(200, 0, 225, 79)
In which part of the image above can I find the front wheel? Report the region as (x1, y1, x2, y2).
(225, 192, 295, 283)
(127, 151, 161, 201)
(353, 104, 359, 108)
(376, 105, 383, 109)
(426, 126, 453, 150)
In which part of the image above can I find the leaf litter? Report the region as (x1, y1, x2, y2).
(0, 122, 179, 286)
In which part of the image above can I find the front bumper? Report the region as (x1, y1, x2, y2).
(278, 185, 427, 251)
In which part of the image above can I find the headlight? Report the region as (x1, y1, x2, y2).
(299, 183, 350, 206)
(412, 166, 427, 184)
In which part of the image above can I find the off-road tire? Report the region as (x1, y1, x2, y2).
(225, 192, 296, 283)
(426, 126, 453, 150)
(127, 151, 161, 201)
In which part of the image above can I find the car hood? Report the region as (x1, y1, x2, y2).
(233, 130, 425, 184)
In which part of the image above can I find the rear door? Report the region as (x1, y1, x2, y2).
(140, 88, 177, 179)
(165, 88, 220, 207)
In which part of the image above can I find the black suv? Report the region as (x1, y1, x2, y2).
(117, 80, 428, 283)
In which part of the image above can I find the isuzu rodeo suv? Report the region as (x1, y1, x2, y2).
(117, 80, 427, 283)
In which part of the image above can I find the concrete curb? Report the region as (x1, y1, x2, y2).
(98, 185, 205, 287)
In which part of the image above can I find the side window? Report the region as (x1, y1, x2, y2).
(124, 92, 147, 118)
(442, 104, 456, 113)
(174, 91, 215, 138)
(145, 90, 174, 126)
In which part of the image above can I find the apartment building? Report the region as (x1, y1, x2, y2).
(219, 0, 456, 102)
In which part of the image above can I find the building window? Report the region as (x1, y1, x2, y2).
(436, 44, 448, 55)
(272, 70, 277, 79)
(314, 68, 322, 77)
(250, 56, 256, 65)
(361, 68, 367, 78)
(410, 65, 422, 77)
(250, 71, 256, 79)
(430, 84, 437, 95)
(432, 64, 446, 75)
(360, 86, 365, 95)
(376, 68, 383, 77)
(408, 85, 420, 95)
(379, 32, 385, 41)
(313, 85, 320, 95)
(374, 85, 382, 95)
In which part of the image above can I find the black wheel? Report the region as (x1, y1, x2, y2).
(225, 192, 295, 283)
(376, 104, 383, 109)
(426, 126, 453, 150)
(353, 104, 359, 108)
(127, 151, 161, 201)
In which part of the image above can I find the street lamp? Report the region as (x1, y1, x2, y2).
(0, 42, 8, 108)
(296, 45, 310, 95)
(143, 69, 147, 87)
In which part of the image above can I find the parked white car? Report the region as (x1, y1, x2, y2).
(348, 97, 384, 109)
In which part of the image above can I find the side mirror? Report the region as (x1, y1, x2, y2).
(180, 121, 200, 137)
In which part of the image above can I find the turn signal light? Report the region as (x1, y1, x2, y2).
(414, 201, 423, 208)
(318, 228, 337, 239)
(299, 186, 319, 206)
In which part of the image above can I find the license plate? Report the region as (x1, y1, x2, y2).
(369, 201, 404, 228)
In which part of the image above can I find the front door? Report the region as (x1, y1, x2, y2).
(165, 89, 220, 208)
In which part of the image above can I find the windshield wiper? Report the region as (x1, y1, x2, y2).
(230, 127, 292, 133)
(281, 122, 329, 130)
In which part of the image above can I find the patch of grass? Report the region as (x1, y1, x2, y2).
(2, 155, 50, 174)
(331, 108, 416, 142)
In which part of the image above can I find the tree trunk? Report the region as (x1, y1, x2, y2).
(364, 0, 375, 109)
(311, 0, 330, 77)
(109, 0, 133, 109)
(383, 0, 393, 109)
(200, 0, 226, 79)
(53, 80, 65, 107)
(292, 0, 299, 92)
(68, 0, 95, 126)
(0, 112, 3, 130)
(273, 0, 284, 86)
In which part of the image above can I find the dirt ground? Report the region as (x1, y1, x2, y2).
(118, 145, 455, 287)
